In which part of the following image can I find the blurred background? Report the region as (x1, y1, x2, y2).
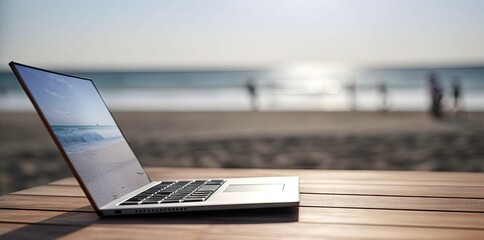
(1, 0, 484, 194)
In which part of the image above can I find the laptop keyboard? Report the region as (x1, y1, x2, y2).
(119, 180, 225, 205)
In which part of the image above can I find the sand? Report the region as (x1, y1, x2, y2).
(67, 140, 149, 206)
(1, 111, 484, 195)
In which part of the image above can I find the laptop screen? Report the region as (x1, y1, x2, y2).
(11, 63, 150, 208)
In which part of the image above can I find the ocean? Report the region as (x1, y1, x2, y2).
(1, 67, 484, 111)
(52, 125, 123, 153)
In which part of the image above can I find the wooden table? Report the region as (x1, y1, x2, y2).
(1, 167, 484, 239)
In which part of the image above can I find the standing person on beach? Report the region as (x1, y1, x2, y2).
(451, 76, 462, 113)
(376, 81, 389, 112)
(345, 80, 357, 111)
(428, 72, 444, 118)
(245, 78, 258, 111)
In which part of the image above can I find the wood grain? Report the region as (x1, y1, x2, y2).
(0, 195, 93, 212)
(9, 185, 484, 212)
(201, 223, 484, 240)
(12, 185, 85, 197)
(48, 167, 484, 187)
(1, 206, 484, 230)
(2, 167, 484, 239)
(144, 167, 484, 184)
(302, 194, 484, 212)
(15, 182, 484, 199)
(301, 183, 484, 198)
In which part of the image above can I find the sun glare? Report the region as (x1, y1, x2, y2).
(272, 63, 347, 95)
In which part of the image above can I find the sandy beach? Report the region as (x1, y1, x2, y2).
(1, 111, 484, 195)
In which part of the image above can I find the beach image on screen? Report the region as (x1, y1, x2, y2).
(15, 65, 150, 207)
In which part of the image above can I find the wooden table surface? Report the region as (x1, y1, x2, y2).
(1, 167, 484, 239)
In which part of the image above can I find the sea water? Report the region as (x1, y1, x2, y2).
(52, 125, 123, 153)
(1, 67, 483, 111)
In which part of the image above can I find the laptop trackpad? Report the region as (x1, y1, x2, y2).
(224, 184, 284, 192)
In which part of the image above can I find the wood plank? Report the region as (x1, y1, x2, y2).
(0, 223, 25, 235)
(49, 175, 484, 188)
(0, 210, 97, 226)
(49, 174, 484, 188)
(2, 222, 482, 240)
(0, 208, 296, 225)
(298, 207, 484, 230)
(301, 183, 484, 198)
(0, 195, 93, 212)
(300, 178, 484, 187)
(8, 186, 484, 213)
(45, 167, 484, 187)
(0, 223, 83, 239)
(60, 225, 202, 240)
(1, 205, 484, 231)
(144, 167, 484, 183)
(59, 223, 484, 240)
(6, 192, 484, 215)
(201, 223, 484, 240)
(49, 177, 78, 186)
(12, 185, 85, 197)
(14, 182, 484, 200)
(10, 182, 484, 212)
(303, 194, 484, 212)
(1, 209, 484, 240)
(0, 222, 205, 240)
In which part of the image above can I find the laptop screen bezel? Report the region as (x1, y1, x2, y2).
(9, 61, 151, 214)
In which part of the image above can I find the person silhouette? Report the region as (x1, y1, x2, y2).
(245, 78, 258, 111)
(376, 81, 388, 112)
(345, 80, 357, 111)
(451, 76, 462, 113)
(428, 72, 444, 118)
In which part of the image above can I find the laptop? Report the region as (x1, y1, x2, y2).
(9, 62, 299, 216)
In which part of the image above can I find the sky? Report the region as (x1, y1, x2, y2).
(15, 64, 117, 125)
(1, 0, 484, 71)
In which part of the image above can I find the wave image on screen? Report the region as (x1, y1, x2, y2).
(52, 125, 123, 153)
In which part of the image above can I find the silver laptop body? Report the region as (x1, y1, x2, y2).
(9, 62, 299, 216)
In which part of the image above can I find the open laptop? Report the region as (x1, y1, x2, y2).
(9, 62, 299, 216)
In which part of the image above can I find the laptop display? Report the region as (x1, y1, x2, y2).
(13, 64, 150, 207)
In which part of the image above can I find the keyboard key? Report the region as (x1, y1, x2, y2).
(170, 195, 187, 198)
(157, 191, 174, 195)
(148, 196, 166, 201)
(136, 194, 152, 198)
(162, 199, 181, 203)
(176, 190, 194, 194)
(197, 185, 220, 191)
(165, 196, 184, 200)
(141, 200, 160, 204)
(186, 195, 206, 199)
(128, 197, 146, 202)
(190, 195, 209, 198)
(160, 181, 175, 185)
(182, 198, 204, 202)
(207, 180, 224, 185)
(152, 192, 170, 196)
(120, 201, 140, 205)
(150, 193, 166, 196)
